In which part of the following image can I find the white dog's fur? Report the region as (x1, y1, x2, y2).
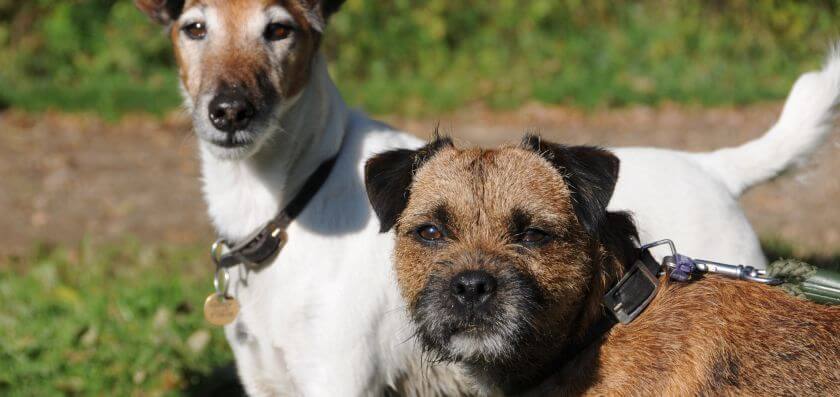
(610, 54, 840, 264)
(162, 2, 840, 392)
(201, 51, 840, 395)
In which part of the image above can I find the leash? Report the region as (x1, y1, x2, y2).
(605, 239, 782, 325)
(534, 239, 838, 388)
(528, 240, 839, 391)
(766, 259, 840, 305)
(604, 238, 840, 326)
(203, 156, 339, 326)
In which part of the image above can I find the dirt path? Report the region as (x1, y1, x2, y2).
(2, 103, 838, 257)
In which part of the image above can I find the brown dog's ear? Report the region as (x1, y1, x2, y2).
(365, 137, 453, 233)
(135, 0, 184, 25)
(521, 134, 621, 238)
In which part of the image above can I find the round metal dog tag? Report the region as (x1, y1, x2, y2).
(204, 293, 240, 326)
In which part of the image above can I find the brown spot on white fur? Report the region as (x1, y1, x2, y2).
(172, 0, 321, 103)
(136, 0, 342, 142)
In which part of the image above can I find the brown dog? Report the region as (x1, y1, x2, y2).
(364, 135, 840, 396)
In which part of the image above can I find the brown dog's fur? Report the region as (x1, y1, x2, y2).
(365, 136, 840, 396)
(536, 276, 840, 396)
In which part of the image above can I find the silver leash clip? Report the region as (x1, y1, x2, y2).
(644, 239, 782, 285)
(690, 259, 782, 285)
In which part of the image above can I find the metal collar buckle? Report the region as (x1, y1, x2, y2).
(603, 250, 660, 324)
(211, 225, 288, 270)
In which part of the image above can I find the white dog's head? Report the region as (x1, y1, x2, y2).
(136, 0, 344, 160)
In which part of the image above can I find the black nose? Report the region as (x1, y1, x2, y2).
(208, 93, 255, 133)
(450, 270, 497, 306)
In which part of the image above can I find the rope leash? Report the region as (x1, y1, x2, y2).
(766, 259, 840, 305)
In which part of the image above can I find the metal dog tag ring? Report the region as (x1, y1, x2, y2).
(214, 267, 231, 297)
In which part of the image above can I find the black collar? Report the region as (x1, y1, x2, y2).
(603, 247, 661, 325)
(521, 248, 661, 391)
(214, 156, 339, 270)
(569, 247, 661, 354)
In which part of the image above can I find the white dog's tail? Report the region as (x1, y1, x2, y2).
(693, 46, 840, 197)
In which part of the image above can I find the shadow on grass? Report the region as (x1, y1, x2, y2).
(183, 362, 246, 397)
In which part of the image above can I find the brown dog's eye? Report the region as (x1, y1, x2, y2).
(182, 22, 207, 40)
(264, 23, 293, 41)
(521, 228, 550, 245)
(416, 225, 443, 242)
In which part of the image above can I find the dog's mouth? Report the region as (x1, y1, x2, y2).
(421, 314, 526, 362)
(208, 133, 257, 149)
(194, 109, 277, 160)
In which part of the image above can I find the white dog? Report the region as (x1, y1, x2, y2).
(135, 0, 839, 395)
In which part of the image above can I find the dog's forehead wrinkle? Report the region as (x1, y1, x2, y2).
(407, 146, 576, 246)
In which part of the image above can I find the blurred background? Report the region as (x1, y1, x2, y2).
(1, 0, 839, 395)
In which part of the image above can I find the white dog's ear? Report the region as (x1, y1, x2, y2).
(521, 134, 621, 238)
(302, 0, 345, 21)
(135, 0, 184, 25)
(291, 0, 344, 33)
(319, 0, 346, 19)
(365, 137, 453, 233)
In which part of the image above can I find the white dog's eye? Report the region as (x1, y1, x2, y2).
(264, 23, 293, 41)
(182, 22, 207, 40)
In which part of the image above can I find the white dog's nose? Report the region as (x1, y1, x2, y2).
(209, 92, 255, 133)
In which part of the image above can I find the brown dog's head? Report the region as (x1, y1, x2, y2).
(365, 135, 637, 390)
(136, 0, 344, 159)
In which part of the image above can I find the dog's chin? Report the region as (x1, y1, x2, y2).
(202, 138, 263, 161)
(415, 310, 530, 364)
(445, 329, 518, 362)
(196, 123, 273, 161)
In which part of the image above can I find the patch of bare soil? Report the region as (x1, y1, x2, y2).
(1, 103, 838, 257)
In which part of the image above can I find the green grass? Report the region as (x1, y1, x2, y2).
(0, 241, 239, 396)
(761, 237, 840, 272)
(1, 237, 836, 395)
(1, 1, 840, 117)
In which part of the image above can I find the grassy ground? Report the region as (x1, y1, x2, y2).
(2, 3, 839, 393)
(1, 238, 836, 396)
(0, 241, 240, 396)
(2, 1, 840, 117)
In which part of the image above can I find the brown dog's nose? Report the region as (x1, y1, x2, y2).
(451, 270, 497, 307)
(208, 93, 255, 133)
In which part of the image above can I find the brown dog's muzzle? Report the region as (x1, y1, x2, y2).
(450, 270, 498, 309)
